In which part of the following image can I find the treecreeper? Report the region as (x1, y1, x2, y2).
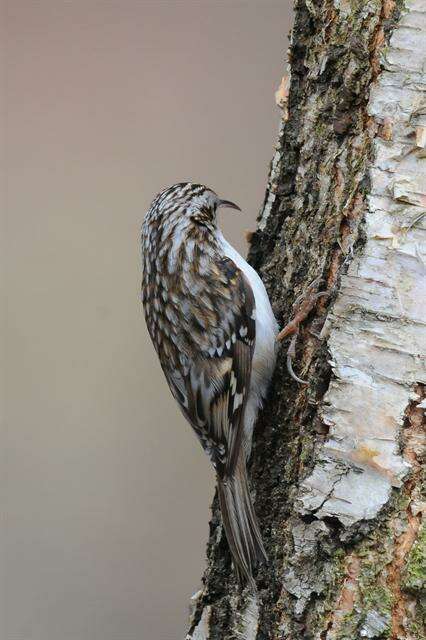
(140, 183, 278, 589)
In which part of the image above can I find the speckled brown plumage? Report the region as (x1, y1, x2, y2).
(141, 183, 278, 587)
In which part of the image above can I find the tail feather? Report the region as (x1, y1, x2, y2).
(217, 455, 267, 589)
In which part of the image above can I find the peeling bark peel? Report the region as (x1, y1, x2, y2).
(299, 0, 426, 528)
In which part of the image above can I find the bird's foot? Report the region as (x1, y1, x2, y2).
(277, 277, 331, 385)
(276, 277, 329, 341)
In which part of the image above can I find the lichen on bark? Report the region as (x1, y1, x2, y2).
(187, 1, 426, 638)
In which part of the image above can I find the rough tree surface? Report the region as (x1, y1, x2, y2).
(187, 1, 426, 639)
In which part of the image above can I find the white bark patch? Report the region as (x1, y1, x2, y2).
(298, 0, 426, 527)
(232, 594, 259, 639)
(360, 610, 390, 639)
(258, 118, 285, 231)
(186, 594, 259, 640)
(186, 605, 212, 640)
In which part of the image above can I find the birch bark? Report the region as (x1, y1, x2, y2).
(187, 2, 425, 638)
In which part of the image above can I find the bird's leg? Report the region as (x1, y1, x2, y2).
(277, 277, 331, 385)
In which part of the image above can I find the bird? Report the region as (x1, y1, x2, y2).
(141, 183, 278, 588)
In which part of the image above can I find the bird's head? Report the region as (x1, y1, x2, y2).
(148, 182, 241, 229)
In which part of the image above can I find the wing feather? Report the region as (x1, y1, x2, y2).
(162, 260, 255, 478)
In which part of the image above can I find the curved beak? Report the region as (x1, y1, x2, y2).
(218, 199, 241, 211)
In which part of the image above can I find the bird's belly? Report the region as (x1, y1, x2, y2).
(216, 232, 278, 449)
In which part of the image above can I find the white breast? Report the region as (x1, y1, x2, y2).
(216, 232, 278, 451)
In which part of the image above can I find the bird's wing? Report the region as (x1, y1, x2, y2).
(164, 258, 256, 478)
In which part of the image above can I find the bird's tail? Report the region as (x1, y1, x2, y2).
(217, 454, 267, 589)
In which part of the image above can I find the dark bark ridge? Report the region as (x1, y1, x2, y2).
(187, 2, 425, 639)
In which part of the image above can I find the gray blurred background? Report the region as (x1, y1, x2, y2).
(3, 2, 292, 638)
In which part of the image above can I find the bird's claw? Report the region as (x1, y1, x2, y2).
(286, 334, 308, 385)
(277, 278, 331, 385)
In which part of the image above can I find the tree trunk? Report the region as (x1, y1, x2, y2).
(187, 1, 426, 638)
